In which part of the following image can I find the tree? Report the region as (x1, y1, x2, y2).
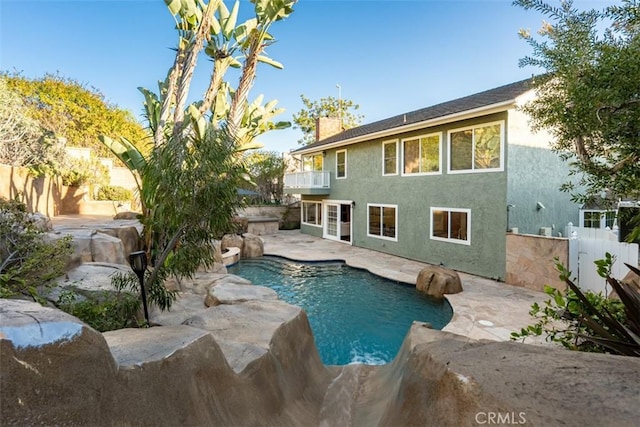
(292, 94, 364, 145)
(242, 150, 290, 204)
(0, 77, 44, 167)
(101, 0, 296, 305)
(3, 72, 150, 159)
(514, 0, 640, 215)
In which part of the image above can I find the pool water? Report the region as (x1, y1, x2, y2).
(227, 256, 453, 365)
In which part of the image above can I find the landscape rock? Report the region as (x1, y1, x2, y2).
(29, 212, 52, 231)
(242, 233, 264, 258)
(206, 283, 278, 307)
(51, 229, 127, 265)
(183, 299, 303, 373)
(0, 300, 118, 425)
(221, 233, 244, 254)
(46, 262, 134, 304)
(3, 292, 640, 426)
(113, 211, 140, 220)
(96, 226, 140, 258)
(416, 265, 463, 298)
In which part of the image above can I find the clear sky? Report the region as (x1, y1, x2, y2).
(0, 0, 614, 154)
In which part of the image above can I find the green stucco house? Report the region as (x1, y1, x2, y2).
(284, 79, 581, 280)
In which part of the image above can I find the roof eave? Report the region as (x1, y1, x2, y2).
(291, 99, 517, 156)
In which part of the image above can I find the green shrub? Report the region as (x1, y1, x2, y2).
(60, 157, 109, 187)
(0, 197, 73, 302)
(512, 256, 640, 356)
(95, 185, 133, 201)
(56, 288, 141, 332)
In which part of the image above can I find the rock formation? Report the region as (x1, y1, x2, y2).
(3, 299, 640, 426)
(416, 265, 463, 298)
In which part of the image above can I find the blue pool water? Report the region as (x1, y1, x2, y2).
(227, 256, 453, 365)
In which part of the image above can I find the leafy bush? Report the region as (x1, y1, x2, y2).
(512, 256, 640, 356)
(95, 185, 133, 201)
(56, 287, 140, 332)
(60, 157, 109, 187)
(0, 197, 73, 301)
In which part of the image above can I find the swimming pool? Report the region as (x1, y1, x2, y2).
(227, 256, 453, 365)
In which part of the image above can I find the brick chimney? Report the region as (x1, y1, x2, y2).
(315, 117, 343, 142)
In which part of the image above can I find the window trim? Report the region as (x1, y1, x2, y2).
(580, 209, 617, 229)
(301, 201, 322, 227)
(336, 149, 347, 179)
(400, 132, 442, 176)
(366, 203, 398, 242)
(447, 120, 505, 174)
(302, 153, 324, 172)
(382, 139, 399, 176)
(429, 207, 471, 245)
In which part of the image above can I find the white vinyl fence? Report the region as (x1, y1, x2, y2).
(565, 224, 639, 295)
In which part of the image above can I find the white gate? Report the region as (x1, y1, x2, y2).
(566, 225, 639, 295)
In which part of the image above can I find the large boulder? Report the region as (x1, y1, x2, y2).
(51, 229, 127, 265)
(416, 265, 463, 298)
(221, 233, 244, 254)
(0, 300, 119, 425)
(97, 226, 141, 258)
(242, 233, 264, 258)
(205, 283, 278, 307)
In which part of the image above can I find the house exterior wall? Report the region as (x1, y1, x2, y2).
(301, 112, 510, 280)
(506, 109, 581, 236)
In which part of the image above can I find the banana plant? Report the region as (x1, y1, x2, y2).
(98, 135, 146, 194)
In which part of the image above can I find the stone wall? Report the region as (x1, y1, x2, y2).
(237, 204, 301, 229)
(506, 232, 568, 291)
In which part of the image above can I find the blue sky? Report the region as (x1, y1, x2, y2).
(0, 0, 614, 153)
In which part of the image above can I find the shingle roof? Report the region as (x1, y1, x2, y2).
(293, 78, 534, 153)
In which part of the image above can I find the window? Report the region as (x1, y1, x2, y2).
(402, 133, 441, 175)
(382, 140, 398, 175)
(367, 204, 397, 241)
(336, 150, 347, 179)
(303, 154, 323, 172)
(302, 201, 322, 226)
(582, 210, 616, 229)
(449, 122, 503, 172)
(430, 207, 470, 245)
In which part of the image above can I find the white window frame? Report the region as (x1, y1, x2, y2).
(580, 209, 617, 229)
(367, 203, 398, 242)
(430, 207, 471, 245)
(382, 139, 399, 176)
(302, 153, 324, 172)
(301, 201, 322, 227)
(447, 121, 504, 174)
(336, 149, 347, 179)
(400, 132, 442, 176)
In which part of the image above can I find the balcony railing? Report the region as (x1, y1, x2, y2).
(284, 171, 330, 189)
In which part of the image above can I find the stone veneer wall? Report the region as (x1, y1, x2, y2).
(506, 232, 568, 291)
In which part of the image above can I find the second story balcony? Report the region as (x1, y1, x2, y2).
(283, 171, 331, 195)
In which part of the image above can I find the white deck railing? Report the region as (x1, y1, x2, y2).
(284, 171, 330, 189)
